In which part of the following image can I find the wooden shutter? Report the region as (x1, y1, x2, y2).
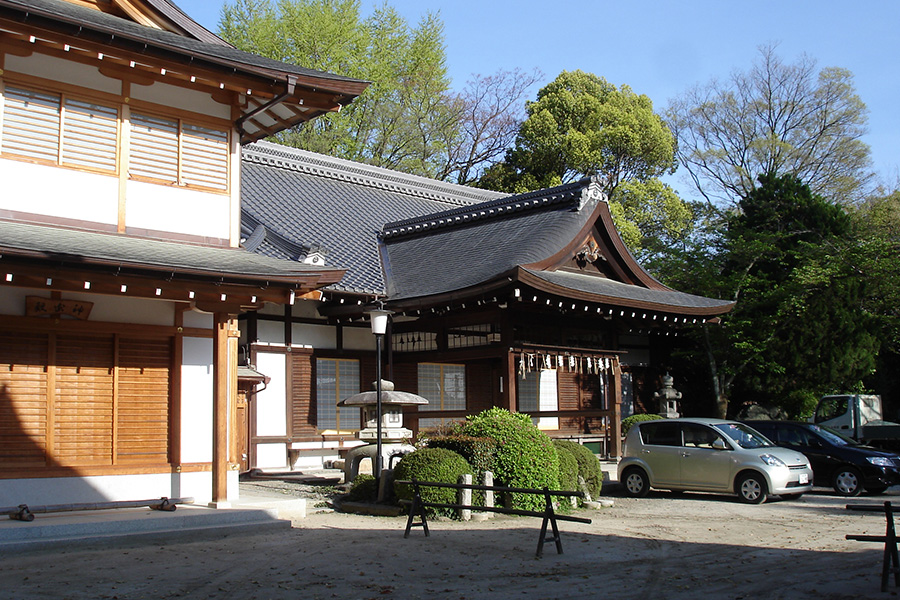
(62, 97, 118, 171)
(0, 331, 49, 467)
(116, 337, 171, 464)
(181, 122, 228, 190)
(130, 112, 178, 182)
(55, 334, 115, 466)
(2, 86, 60, 162)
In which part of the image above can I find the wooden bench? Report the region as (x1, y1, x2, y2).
(846, 501, 900, 592)
(396, 478, 592, 558)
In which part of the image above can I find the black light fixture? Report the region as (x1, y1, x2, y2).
(365, 303, 392, 493)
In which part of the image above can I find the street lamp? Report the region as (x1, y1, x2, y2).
(366, 304, 392, 495)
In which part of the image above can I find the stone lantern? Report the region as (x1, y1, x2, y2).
(653, 372, 681, 418)
(338, 380, 427, 484)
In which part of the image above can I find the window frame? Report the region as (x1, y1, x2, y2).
(315, 357, 361, 435)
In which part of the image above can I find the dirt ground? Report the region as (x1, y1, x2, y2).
(1, 482, 897, 600)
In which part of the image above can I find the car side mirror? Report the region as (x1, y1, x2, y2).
(712, 438, 728, 450)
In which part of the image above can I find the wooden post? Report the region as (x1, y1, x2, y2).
(609, 358, 623, 458)
(210, 312, 231, 507)
(502, 351, 517, 411)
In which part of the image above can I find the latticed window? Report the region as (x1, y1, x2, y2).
(417, 363, 465, 429)
(315, 358, 360, 433)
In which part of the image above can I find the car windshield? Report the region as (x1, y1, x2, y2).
(811, 424, 857, 447)
(713, 422, 774, 449)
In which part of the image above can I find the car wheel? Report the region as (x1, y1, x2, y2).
(832, 467, 863, 496)
(622, 467, 650, 498)
(736, 472, 768, 504)
(865, 486, 888, 496)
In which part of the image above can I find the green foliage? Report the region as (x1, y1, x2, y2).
(393, 447, 473, 517)
(220, 0, 456, 177)
(553, 440, 603, 500)
(425, 435, 498, 480)
(621, 413, 663, 435)
(478, 70, 689, 256)
(345, 473, 376, 502)
(552, 441, 578, 494)
(459, 408, 560, 511)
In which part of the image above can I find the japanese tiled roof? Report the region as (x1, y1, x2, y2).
(240, 141, 506, 295)
(0, 219, 343, 285)
(0, 0, 368, 141)
(240, 142, 733, 316)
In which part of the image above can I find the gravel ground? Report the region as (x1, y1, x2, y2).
(0, 480, 896, 600)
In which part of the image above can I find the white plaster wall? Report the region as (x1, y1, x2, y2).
(5, 54, 120, 95)
(0, 470, 227, 507)
(181, 337, 213, 463)
(0, 287, 175, 326)
(342, 325, 377, 351)
(254, 352, 287, 437)
(126, 180, 231, 241)
(256, 443, 288, 469)
(130, 81, 231, 120)
(0, 159, 119, 225)
(183, 309, 213, 329)
(257, 319, 285, 345)
(292, 322, 337, 349)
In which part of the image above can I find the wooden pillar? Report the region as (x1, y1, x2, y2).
(502, 350, 517, 412)
(609, 358, 623, 458)
(210, 312, 232, 507)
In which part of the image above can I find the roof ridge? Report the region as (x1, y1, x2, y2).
(243, 141, 507, 208)
(380, 177, 605, 240)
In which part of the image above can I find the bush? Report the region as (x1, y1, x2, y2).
(345, 473, 376, 503)
(553, 439, 603, 500)
(426, 434, 498, 478)
(459, 408, 560, 511)
(622, 413, 663, 435)
(553, 441, 578, 492)
(393, 447, 473, 518)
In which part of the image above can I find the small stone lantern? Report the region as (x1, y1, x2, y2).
(338, 380, 428, 484)
(653, 372, 682, 418)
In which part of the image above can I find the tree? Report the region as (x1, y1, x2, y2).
(434, 69, 543, 185)
(220, 0, 456, 177)
(670, 174, 880, 417)
(478, 70, 690, 255)
(667, 44, 873, 207)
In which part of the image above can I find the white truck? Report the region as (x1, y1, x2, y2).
(813, 394, 900, 446)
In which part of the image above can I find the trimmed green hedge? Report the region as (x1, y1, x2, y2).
(621, 413, 663, 435)
(393, 447, 473, 518)
(553, 439, 603, 500)
(426, 434, 498, 479)
(459, 408, 559, 511)
(553, 441, 578, 492)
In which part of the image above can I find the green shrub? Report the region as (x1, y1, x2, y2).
(554, 439, 603, 499)
(393, 447, 473, 518)
(621, 413, 663, 435)
(459, 408, 560, 511)
(426, 435, 498, 478)
(345, 473, 376, 503)
(553, 441, 578, 492)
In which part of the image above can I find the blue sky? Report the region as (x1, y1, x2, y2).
(175, 0, 899, 197)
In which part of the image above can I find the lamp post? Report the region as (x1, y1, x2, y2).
(366, 305, 392, 494)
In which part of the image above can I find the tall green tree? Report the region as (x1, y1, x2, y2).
(220, 0, 456, 176)
(478, 70, 690, 255)
(667, 44, 873, 207)
(669, 174, 880, 417)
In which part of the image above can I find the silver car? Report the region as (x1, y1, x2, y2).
(618, 418, 813, 503)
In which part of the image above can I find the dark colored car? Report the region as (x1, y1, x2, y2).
(742, 420, 900, 496)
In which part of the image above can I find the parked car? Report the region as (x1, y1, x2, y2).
(618, 418, 813, 504)
(741, 420, 900, 496)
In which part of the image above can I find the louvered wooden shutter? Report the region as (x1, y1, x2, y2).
(0, 331, 50, 467)
(62, 97, 118, 171)
(130, 112, 179, 182)
(2, 86, 60, 162)
(181, 122, 228, 190)
(116, 337, 171, 464)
